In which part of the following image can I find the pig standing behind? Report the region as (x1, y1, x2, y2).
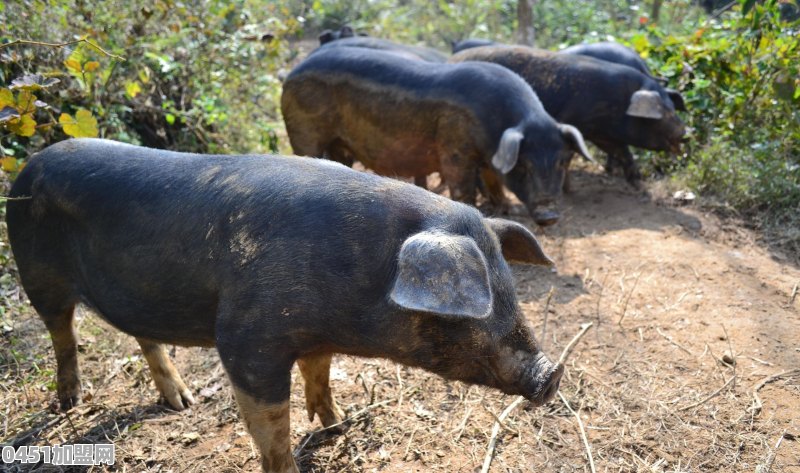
(313, 36, 448, 62)
(282, 46, 592, 226)
(450, 45, 686, 187)
(7, 139, 563, 473)
(558, 41, 686, 111)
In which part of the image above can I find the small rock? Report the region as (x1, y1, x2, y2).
(722, 351, 735, 365)
(673, 190, 696, 203)
(181, 432, 200, 445)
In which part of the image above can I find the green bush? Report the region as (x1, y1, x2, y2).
(1, 0, 299, 171)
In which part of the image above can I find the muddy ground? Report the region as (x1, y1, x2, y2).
(1, 167, 798, 472)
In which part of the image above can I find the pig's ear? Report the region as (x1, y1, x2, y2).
(666, 88, 687, 112)
(491, 127, 524, 174)
(485, 218, 555, 266)
(318, 30, 334, 45)
(558, 124, 594, 163)
(391, 232, 492, 319)
(626, 90, 665, 119)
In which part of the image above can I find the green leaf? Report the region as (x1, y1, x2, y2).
(59, 109, 98, 138)
(742, 0, 758, 15)
(10, 74, 60, 91)
(165, 113, 176, 125)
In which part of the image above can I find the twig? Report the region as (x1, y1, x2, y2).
(760, 430, 787, 473)
(0, 195, 32, 201)
(479, 322, 593, 473)
(292, 399, 393, 456)
(541, 286, 555, 348)
(790, 282, 798, 305)
(750, 369, 800, 415)
(479, 396, 526, 473)
(558, 392, 596, 473)
(595, 270, 609, 322)
(0, 38, 126, 61)
(655, 327, 694, 356)
(679, 374, 735, 411)
(559, 322, 593, 365)
(617, 271, 642, 326)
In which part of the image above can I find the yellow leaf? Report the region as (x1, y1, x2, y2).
(0, 88, 14, 109)
(64, 59, 83, 73)
(125, 81, 142, 98)
(1, 156, 18, 172)
(59, 109, 98, 138)
(84, 61, 100, 72)
(15, 90, 37, 114)
(8, 114, 36, 137)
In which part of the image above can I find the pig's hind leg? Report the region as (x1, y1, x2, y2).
(297, 353, 346, 428)
(136, 339, 195, 410)
(21, 276, 82, 410)
(39, 304, 82, 410)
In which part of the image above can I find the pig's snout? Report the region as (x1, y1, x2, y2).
(532, 208, 560, 227)
(529, 196, 561, 227)
(525, 356, 564, 406)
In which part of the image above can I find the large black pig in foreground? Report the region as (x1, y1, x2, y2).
(450, 45, 686, 188)
(282, 47, 592, 226)
(7, 139, 564, 473)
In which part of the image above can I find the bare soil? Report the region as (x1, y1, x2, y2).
(1, 168, 799, 472)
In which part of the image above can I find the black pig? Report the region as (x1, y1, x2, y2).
(451, 45, 686, 187)
(559, 41, 686, 111)
(7, 139, 564, 473)
(282, 46, 592, 226)
(313, 36, 448, 62)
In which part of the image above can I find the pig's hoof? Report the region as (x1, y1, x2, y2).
(57, 382, 82, 411)
(154, 376, 195, 410)
(307, 400, 346, 432)
(58, 391, 81, 411)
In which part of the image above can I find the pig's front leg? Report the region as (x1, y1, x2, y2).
(233, 388, 298, 473)
(297, 353, 345, 428)
(217, 317, 298, 473)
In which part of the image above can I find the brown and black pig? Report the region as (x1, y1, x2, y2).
(450, 45, 686, 188)
(7, 139, 564, 473)
(282, 46, 592, 226)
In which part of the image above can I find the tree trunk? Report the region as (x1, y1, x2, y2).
(651, 0, 663, 22)
(517, 0, 535, 46)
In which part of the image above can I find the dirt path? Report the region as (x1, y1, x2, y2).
(1, 169, 798, 472)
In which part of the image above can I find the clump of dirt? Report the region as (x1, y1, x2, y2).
(1, 168, 798, 472)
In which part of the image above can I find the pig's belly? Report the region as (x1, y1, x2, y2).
(357, 134, 443, 177)
(72, 248, 219, 347)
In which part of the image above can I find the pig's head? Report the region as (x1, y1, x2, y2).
(623, 85, 686, 153)
(389, 217, 563, 406)
(492, 122, 593, 226)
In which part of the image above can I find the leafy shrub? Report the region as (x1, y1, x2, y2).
(1, 0, 300, 173)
